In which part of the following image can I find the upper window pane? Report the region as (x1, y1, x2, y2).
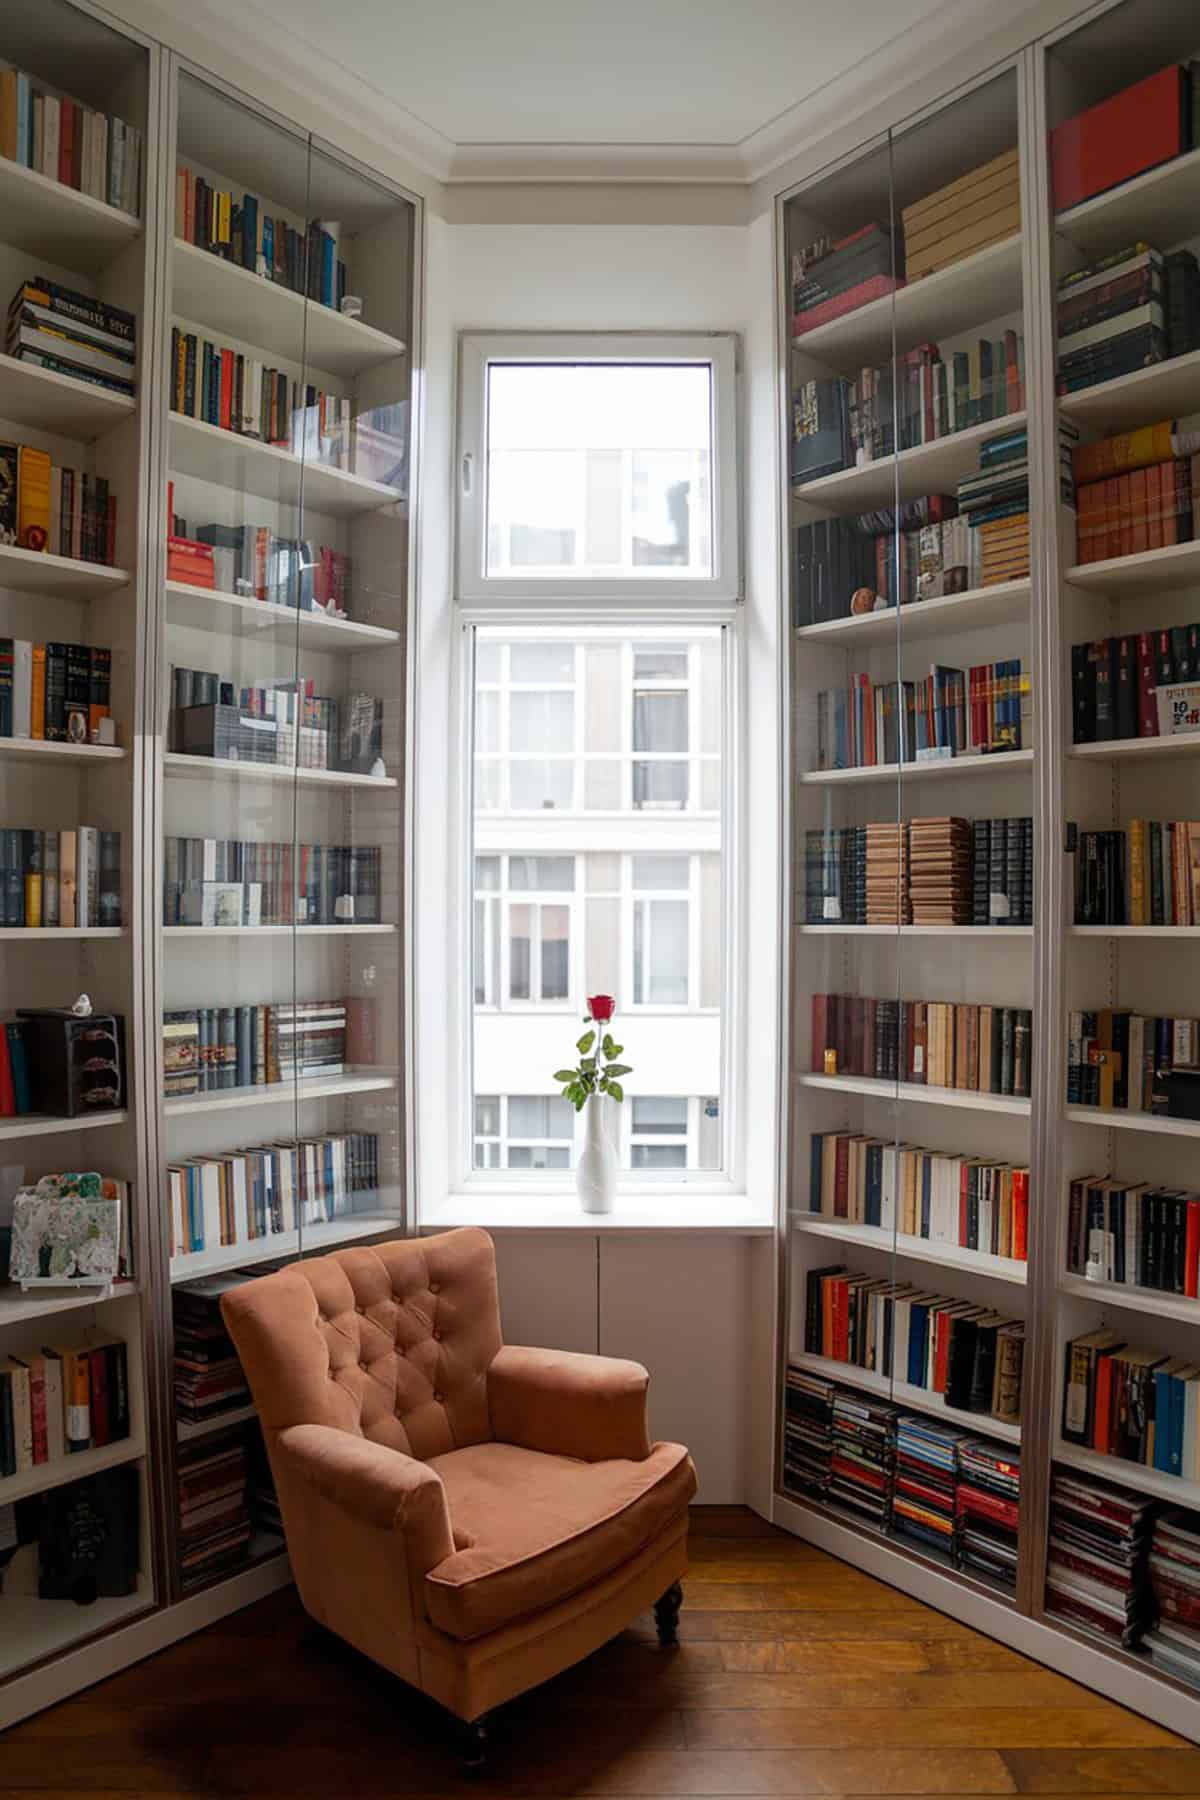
(485, 364, 713, 581)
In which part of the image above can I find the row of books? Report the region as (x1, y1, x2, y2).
(162, 1000, 354, 1097)
(802, 1266, 1025, 1422)
(0, 642, 111, 744)
(163, 838, 382, 929)
(1067, 1175, 1200, 1299)
(0, 63, 142, 215)
(169, 326, 352, 463)
(1073, 821, 1200, 927)
(792, 496, 976, 628)
(804, 1130, 1029, 1261)
(814, 659, 1025, 772)
(1057, 244, 1200, 395)
(174, 1277, 252, 1426)
(1066, 1009, 1200, 1113)
(175, 167, 348, 314)
(0, 1330, 130, 1478)
(803, 817, 1033, 928)
(7, 277, 137, 400)
(178, 1426, 256, 1591)
(166, 494, 350, 617)
(0, 828, 120, 929)
(1071, 624, 1199, 743)
(0, 444, 116, 565)
(1063, 1329, 1200, 1482)
(811, 992, 1034, 1099)
(168, 664, 381, 775)
(168, 1131, 381, 1262)
(792, 334, 1024, 486)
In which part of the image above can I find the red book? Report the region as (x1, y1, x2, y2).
(58, 100, 75, 187)
(791, 273, 900, 337)
(1051, 65, 1186, 212)
(218, 348, 234, 430)
(0, 1029, 14, 1118)
(25, 1356, 47, 1464)
(1004, 328, 1021, 412)
(1012, 1169, 1029, 1262)
(1093, 1350, 1118, 1455)
(959, 1164, 970, 1247)
(89, 1345, 110, 1447)
(830, 1278, 850, 1363)
(1130, 467, 1148, 554)
(1163, 464, 1179, 545)
(834, 1136, 849, 1219)
(1147, 462, 1164, 550)
(934, 1309, 954, 1394)
(821, 1272, 840, 1358)
(1186, 1201, 1200, 1301)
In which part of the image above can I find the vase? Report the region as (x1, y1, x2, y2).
(576, 1097, 617, 1214)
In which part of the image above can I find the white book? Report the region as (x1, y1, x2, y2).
(42, 96, 59, 184)
(42, 1354, 64, 1462)
(6, 1360, 33, 1472)
(231, 1156, 249, 1247)
(893, 1296, 911, 1381)
(76, 825, 98, 927)
(11, 641, 32, 738)
(198, 1160, 221, 1250)
(880, 1143, 896, 1233)
(979, 1183, 994, 1258)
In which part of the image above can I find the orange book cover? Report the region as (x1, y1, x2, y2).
(1012, 1169, 1029, 1260)
(16, 446, 51, 552)
(30, 644, 45, 740)
(1130, 467, 1148, 553)
(1147, 462, 1164, 550)
(1073, 418, 1175, 485)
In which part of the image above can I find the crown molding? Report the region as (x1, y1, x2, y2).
(446, 142, 747, 186)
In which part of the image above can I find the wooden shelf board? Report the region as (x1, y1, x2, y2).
(792, 413, 1027, 516)
(1055, 1437, 1200, 1508)
(172, 240, 407, 378)
(1055, 147, 1200, 259)
(792, 1213, 1027, 1285)
(797, 924, 1031, 937)
(1058, 348, 1200, 433)
(1065, 538, 1200, 595)
(0, 1434, 144, 1508)
(0, 158, 141, 272)
(169, 414, 404, 519)
(0, 927, 124, 940)
(163, 923, 394, 939)
(176, 1402, 257, 1443)
(791, 236, 1024, 374)
(795, 581, 1030, 647)
(1059, 1271, 1200, 1324)
(1064, 1106, 1200, 1139)
(1069, 735, 1200, 766)
(164, 580, 401, 652)
(163, 752, 396, 790)
(0, 353, 135, 440)
(790, 1350, 1022, 1442)
(0, 738, 125, 766)
(164, 1070, 397, 1117)
(0, 1109, 127, 1143)
(800, 748, 1033, 787)
(0, 542, 129, 598)
(0, 1280, 137, 1329)
(169, 1210, 400, 1282)
(0, 1579, 153, 1684)
(1069, 925, 1200, 938)
(795, 1071, 1031, 1117)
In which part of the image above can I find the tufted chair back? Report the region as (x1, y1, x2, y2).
(221, 1227, 502, 1461)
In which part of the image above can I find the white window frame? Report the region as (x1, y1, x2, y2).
(456, 333, 741, 608)
(624, 852, 702, 1014)
(473, 852, 578, 1014)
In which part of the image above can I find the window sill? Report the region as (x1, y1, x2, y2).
(418, 1192, 774, 1234)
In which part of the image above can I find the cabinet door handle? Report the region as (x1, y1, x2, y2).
(461, 452, 473, 496)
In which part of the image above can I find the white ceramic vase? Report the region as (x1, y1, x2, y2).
(576, 1096, 616, 1214)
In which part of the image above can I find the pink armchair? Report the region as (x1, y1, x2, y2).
(220, 1226, 696, 1760)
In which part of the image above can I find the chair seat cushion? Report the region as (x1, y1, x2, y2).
(423, 1439, 695, 1641)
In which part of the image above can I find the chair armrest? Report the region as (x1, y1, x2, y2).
(488, 1344, 651, 1463)
(276, 1424, 454, 1570)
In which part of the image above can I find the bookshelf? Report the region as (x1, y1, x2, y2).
(778, 0, 1200, 1741)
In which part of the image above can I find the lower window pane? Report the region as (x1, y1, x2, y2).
(632, 1145, 687, 1170)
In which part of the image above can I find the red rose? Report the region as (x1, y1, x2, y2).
(587, 994, 615, 1023)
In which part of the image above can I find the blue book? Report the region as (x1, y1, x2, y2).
(1170, 1369, 1188, 1477)
(241, 193, 258, 272)
(809, 1132, 824, 1214)
(16, 75, 31, 167)
(261, 214, 274, 281)
(908, 1304, 929, 1387)
(5, 1024, 30, 1114)
(865, 1143, 882, 1228)
(920, 1157, 932, 1238)
(187, 1166, 202, 1252)
(1154, 1369, 1175, 1473)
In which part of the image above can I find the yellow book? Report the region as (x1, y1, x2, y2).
(1129, 818, 1147, 926)
(16, 446, 51, 552)
(30, 643, 45, 739)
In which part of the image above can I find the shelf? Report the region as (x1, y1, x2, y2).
(1055, 1438, 1200, 1508)
(1059, 1271, 1200, 1324)
(792, 413, 1027, 516)
(0, 157, 141, 272)
(169, 1210, 400, 1282)
(791, 235, 1024, 374)
(164, 923, 394, 939)
(789, 1350, 1022, 1443)
(1064, 1105, 1200, 1139)
(0, 738, 125, 767)
(1055, 146, 1200, 259)
(0, 542, 130, 599)
(169, 415, 404, 519)
(172, 241, 408, 379)
(0, 354, 135, 439)
(0, 1280, 137, 1329)
(0, 1109, 127, 1143)
(795, 581, 1030, 648)
(163, 752, 395, 790)
(0, 1580, 153, 1684)
(800, 748, 1033, 787)
(164, 1070, 397, 1117)
(796, 1071, 1030, 1117)
(176, 1402, 257, 1443)
(164, 580, 401, 652)
(792, 1213, 1027, 1285)
(1058, 348, 1200, 434)
(1064, 539, 1200, 595)
(0, 1433, 144, 1508)
(1069, 736, 1200, 767)
(1069, 925, 1200, 939)
(797, 924, 1031, 937)
(0, 927, 124, 940)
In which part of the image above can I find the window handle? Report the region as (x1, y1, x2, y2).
(462, 451, 474, 496)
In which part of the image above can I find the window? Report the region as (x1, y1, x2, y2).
(457, 334, 739, 605)
(473, 855, 576, 1008)
(473, 1093, 723, 1173)
(474, 1095, 575, 1169)
(630, 854, 692, 1007)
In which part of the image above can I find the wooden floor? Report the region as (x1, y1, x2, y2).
(2, 1506, 1198, 1796)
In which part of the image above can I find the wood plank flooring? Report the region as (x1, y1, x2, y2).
(1, 1504, 1196, 1796)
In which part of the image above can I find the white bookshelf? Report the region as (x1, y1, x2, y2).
(168, 414, 404, 519)
(795, 580, 1030, 647)
(0, 738, 126, 767)
(0, 927, 124, 940)
(0, 1109, 128, 1143)
(797, 923, 1033, 937)
(793, 1212, 1027, 1285)
(1069, 736, 1200, 767)
(1058, 346, 1200, 432)
(795, 1071, 1031, 1116)
(163, 922, 395, 939)
(1055, 1439, 1200, 1510)
(799, 747, 1033, 787)
(789, 1351, 1022, 1444)
(0, 1436, 145, 1509)
(1065, 540, 1200, 595)
(1064, 1106, 1200, 1139)
(0, 1281, 138, 1329)
(0, 155, 141, 271)
(163, 752, 397, 790)
(1058, 1272, 1200, 1325)
(164, 580, 401, 652)
(0, 542, 130, 598)
(0, 354, 135, 438)
(169, 1210, 399, 1283)
(1054, 143, 1200, 258)
(164, 1070, 397, 1116)
(792, 413, 1027, 514)
(0, 1583, 153, 1684)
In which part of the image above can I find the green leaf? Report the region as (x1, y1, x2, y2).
(609, 1043, 624, 1057)
(574, 1095, 587, 1112)
(604, 1063, 631, 1077)
(553, 1069, 576, 1084)
(580, 1055, 596, 1070)
(576, 1030, 596, 1054)
(607, 1080, 624, 1103)
(602, 1035, 615, 1057)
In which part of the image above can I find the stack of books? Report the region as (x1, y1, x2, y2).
(7, 278, 136, 399)
(955, 422, 1077, 585)
(790, 223, 900, 336)
(177, 1427, 251, 1591)
(814, 657, 1026, 770)
(830, 1387, 896, 1528)
(173, 1276, 252, 1425)
(803, 816, 1031, 926)
(893, 1413, 964, 1560)
(806, 1131, 1029, 1261)
(1063, 1329, 1200, 1479)
(162, 998, 351, 1097)
(0, 640, 111, 743)
(782, 1365, 835, 1499)
(971, 817, 1033, 926)
(169, 514, 350, 619)
(0, 827, 121, 928)
(1066, 1007, 1200, 1113)
(176, 167, 348, 313)
(901, 150, 1020, 282)
(792, 496, 968, 627)
(0, 64, 142, 213)
(0, 443, 116, 564)
(169, 326, 352, 465)
(804, 825, 866, 925)
(1045, 1466, 1155, 1648)
(908, 816, 972, 925)
(0, 1329, 129, 1475)
(811, 991, 1033, 1099)
(1057, 245, 1167, 393)
(1066, 1173, 1200, 1299)
(169, 663, 381, 776)
(1072, 623, 1200, 743)
(162, 836, 382, 929)
(1050, 64, 1195, 214)
(1144, 1509, 1200, 1684)
(167, 1129, 380, 1264)
(956, 1437, 1021, 1589)
(865, 822, 910, 924)
(1073, 419, 1200, 563)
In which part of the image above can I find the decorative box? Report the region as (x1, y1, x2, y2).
(16, 1009, 125, 1117)
(8, 1172, 122, 1290)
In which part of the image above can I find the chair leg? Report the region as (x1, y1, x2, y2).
(654, 1580, 684, 1647)
(457, 1713, 489, 1770)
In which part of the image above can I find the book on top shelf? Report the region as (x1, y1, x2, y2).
(0, 65, 142, 215)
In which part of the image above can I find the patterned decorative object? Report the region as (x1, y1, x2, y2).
(8, 1172, 122, 1289)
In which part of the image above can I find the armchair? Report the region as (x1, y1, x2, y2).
(220, 1227, 696, 1759)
